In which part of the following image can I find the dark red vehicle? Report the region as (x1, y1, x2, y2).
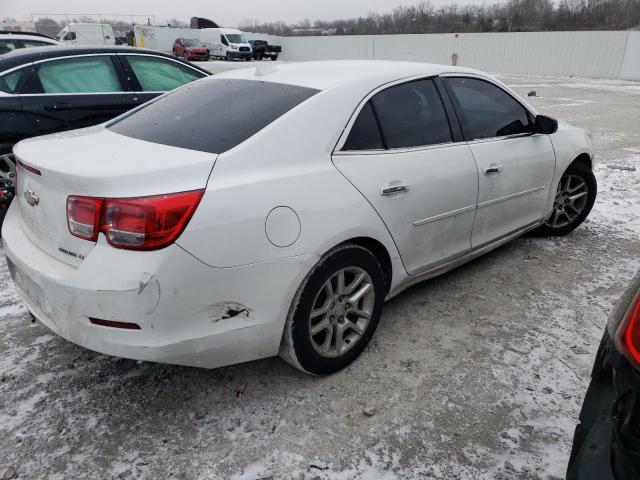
(173, 38, 209, 61)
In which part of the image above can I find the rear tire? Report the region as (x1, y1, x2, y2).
(534, 162, 597, 236)
(280, 244, 386, 375)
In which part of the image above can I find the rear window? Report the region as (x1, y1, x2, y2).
(109, 78, 319, 154)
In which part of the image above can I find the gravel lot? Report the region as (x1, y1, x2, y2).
(1, 71, 639, 480)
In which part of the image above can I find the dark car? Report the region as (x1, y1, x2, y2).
(172, 38, 210, 61)
(567, 271, 640, 479)
(248, 39, 281, 61)
(0, 46, 209, 217)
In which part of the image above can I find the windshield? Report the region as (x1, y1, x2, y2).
(108, 78, 319, 154)
(183, 38, 199, 47)
(225, 34, 246, 44)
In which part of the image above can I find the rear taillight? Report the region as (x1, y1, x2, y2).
(66, 190, 203, 251)
(67, 196, 103, 241)
(617, 296, 640, 367)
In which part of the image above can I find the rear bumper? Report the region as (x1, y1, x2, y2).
(567, 332, 640, 479)
(2, 201, 317, 368)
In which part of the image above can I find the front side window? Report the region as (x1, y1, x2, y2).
(0, 69, 25, 94)
(37, 56, 122, 93)
(447, 77, 532, 140)
(221, 35, 229, 46)
(124, 55, 204, 92)
(108, 78, 319, 154)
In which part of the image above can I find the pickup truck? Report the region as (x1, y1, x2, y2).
(248, 40, 281, 61)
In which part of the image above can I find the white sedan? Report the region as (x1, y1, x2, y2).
(2, 61, 597, 375)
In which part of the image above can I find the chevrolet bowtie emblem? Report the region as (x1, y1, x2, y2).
(24, 189, 40, 207)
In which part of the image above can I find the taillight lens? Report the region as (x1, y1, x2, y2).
(104, 191, 203, 250)
(618, 295, 640, 367)
(66, 190, 203, 251)
(67, 196, 103, 241)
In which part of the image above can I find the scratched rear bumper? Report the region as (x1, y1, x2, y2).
(2, 201, 316, 368)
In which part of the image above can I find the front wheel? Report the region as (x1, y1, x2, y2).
(280, 244, 386, 375)
(534, 162, 597, 236)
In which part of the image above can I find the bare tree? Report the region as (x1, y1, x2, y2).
(243, 0, 640, 36)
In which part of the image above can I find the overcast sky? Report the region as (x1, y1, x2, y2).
(2, 0, 478, 26)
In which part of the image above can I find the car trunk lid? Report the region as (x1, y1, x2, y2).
(13, 126, 217, 267)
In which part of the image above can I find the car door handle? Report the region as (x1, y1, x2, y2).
(44, 102, 75, 112)
(381, 184, 409, 196)
(484, 166, 503, 175)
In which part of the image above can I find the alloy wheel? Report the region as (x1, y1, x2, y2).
(308, 267, 375, 358)
(546, 174, 589, 229)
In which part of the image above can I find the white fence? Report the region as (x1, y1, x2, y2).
(280, 31, 640, 81)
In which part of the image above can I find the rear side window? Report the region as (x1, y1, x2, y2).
(0, 69, 24, 93)
(20, 40, 53, 48)
(447, 77, 531, 139)
(0, 40, 19, 54)
(37, 56, 122, 93)
(343, 102, 384, 151)
(124, 55, 204, 92)
(109, 78, 319, 154)
(371, 79, 452, 149)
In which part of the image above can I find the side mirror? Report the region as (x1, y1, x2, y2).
(534, 115, 558, 135)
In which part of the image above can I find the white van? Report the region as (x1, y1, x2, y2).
(57, 23, 116, 46)
(200, 28, 252, 61)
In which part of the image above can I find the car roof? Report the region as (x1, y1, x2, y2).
(0, 46, 211, 74)
(216, 60, 489, 91)
(0, 31, 57, 40)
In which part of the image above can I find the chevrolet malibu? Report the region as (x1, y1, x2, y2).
(2, 61, 597, 375)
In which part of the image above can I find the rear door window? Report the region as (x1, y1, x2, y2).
(36, 56, 123, 93)
(371, 79, 452, 149)
(108, 78, 319, 154)
(446, 77, 532, 139)
(122, 55, 204, 92)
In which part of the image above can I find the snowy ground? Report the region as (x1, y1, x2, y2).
(0, 73, 639, 480)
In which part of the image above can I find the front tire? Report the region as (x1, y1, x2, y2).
(534, 162, 597, 236)
(280, 244, 386, 375)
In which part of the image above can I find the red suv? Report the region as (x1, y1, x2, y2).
(173, 38, 209, 61)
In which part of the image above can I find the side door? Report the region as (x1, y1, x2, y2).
(0, 65, 37, 155)
(443, 76, 556, 248)
(118, 54, 207, 104)
(220, 35, 229, 57)
(332, 78, 479, 276)
(19, 54, 139, 135)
